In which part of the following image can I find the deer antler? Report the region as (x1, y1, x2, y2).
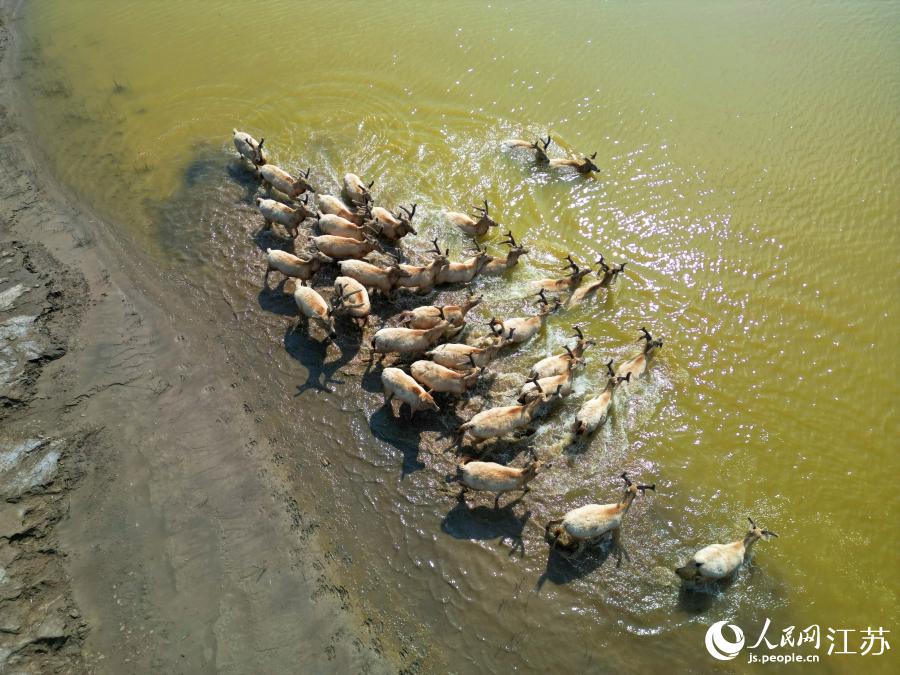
(562, 254, 578, 272)
(638, 327, 652, 343)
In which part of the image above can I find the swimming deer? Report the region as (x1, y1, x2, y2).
(395, 239, 450, 295)
(549, 151, 599, 175)
(456, 458, 547, 507)
(446, 199, 500, 237)
(616, 327, 664, 381)
(338, 260, 411, 296)
(574, 360, 629, 435)
(545, 472, 655, 561)
(398, 295, 482, 330)
(260, 164, 315, 199)
(292, 285, 337, 340)
(434, 244, 493, 285)
(410, 360, 481, 396)
(368, 203, 417, 242)
(501, 135, 552, 164)
(457, 386, 563, 448)
(567, 256, 626, 306)
(232, 129, 266, 166)
(264, 248, 332, 286)
(529, 327, 596, 379)
(312, 233, 380, 260)
(333, 277, 370, 327)
(675, 518, 778, 584)
(317, 194, 368, 225)
(530, 255, 592, 293)
(482, 231, 529, 275)
(341, 173, 374, 207)
(381, 367, 439, 418)
(371, 321, 450, 358)
(487, 289, 560, 344)
(256, 196, 316, 237)
(425, 338, 505, 370)
(518, 363, 576, 404)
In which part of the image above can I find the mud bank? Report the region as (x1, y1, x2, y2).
(0, 5, 394, 673)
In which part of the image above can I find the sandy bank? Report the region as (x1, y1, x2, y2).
(0, 4, 393, 673)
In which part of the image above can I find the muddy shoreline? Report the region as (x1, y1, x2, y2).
(0, 4, 398, 673)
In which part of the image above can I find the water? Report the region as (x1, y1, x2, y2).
(16, 1, 900, 671)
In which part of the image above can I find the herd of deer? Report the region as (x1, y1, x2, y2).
(232, 129, 777, 586)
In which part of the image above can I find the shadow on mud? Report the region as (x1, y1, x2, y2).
(441, 493, 531, 557)
(536, 537, 615, 589)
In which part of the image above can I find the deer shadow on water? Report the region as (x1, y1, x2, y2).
(367, 403, 459, 478)
(675, 574, 739, 614)
(535, 535, 617, 590)
(440, 492, 532, 557)
(282, 322, 360, 395)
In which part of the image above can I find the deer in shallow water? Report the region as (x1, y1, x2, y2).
(482, 231, 529, 276)
(260, 164, 315, 199)
(256, 196, 316, 237)
(395, 239, 450, 295)
(341, 173, 374, 207)
(549, 151, 600, 175)
(488, 289, 561, 345)
(574, 360, 629, 435)
(264, 248, 331, 286)
(502, 135, 552, 164)
(567, 256, 627, 306)
(616, 327, 663, 381)
(546, 472, 655, 562)
(381, 367, 439, 418)
(456, 458, 548, 508)
(675, 517, 778, 584)
(368, 203, 417, 242)
(531, 255, 593, 293)
(233, 129, 266, 166)
(447, 199, 501, 237)
(529, 327, 596, 379)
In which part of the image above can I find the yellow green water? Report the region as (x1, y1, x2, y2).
(17, 0, 900, 672)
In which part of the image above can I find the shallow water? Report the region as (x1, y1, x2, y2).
(17, 0, 900, 671)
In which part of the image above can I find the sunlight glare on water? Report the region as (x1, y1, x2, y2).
(18, 0, 900, 671)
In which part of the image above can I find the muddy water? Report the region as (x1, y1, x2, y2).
(16, 0, 900, 672)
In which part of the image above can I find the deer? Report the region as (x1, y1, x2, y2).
(455, 458, 548, 508)
(312, 233, 380, 260)
(264, 248, 332, 286)
(549, 151, 600, 175)
(518, 362, 577, 404)
(545, 472, 655, 563)
(434, 244, 493, 285)
(487, 289, 561, 344)
(395, 239, 450, 295)
(481, 231, 529, 276)
(397, 295, 482, 330)
(501, 135, 552, 164)
(381, 367, 439, 418)
(616, 327, 663, 381)
(574, 360, 630, 435)
(567, 256, 627, 306)
(256, 196, 316, 237)
(341, 173, 374, 207)
(259, 164, 315, 199)
(316, 212, 370, 240)
(232, 129, 266, 166)
(410, 359, 481, 396)
(530, 255, 592, 293)
(371, 321, 450, 359)
(332, 277, 370, 327)
(425, 337, 505, 370)
(675, 518, 778, 584)
(337, 259, 411, 296)
(368, 203, 417, 243)
(529, 326, 596, 379)
(446, 199, 500, 237)
(317, 194, 369, 225)
(458, 385, 564, 449)
(292, 285, 337, 341)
